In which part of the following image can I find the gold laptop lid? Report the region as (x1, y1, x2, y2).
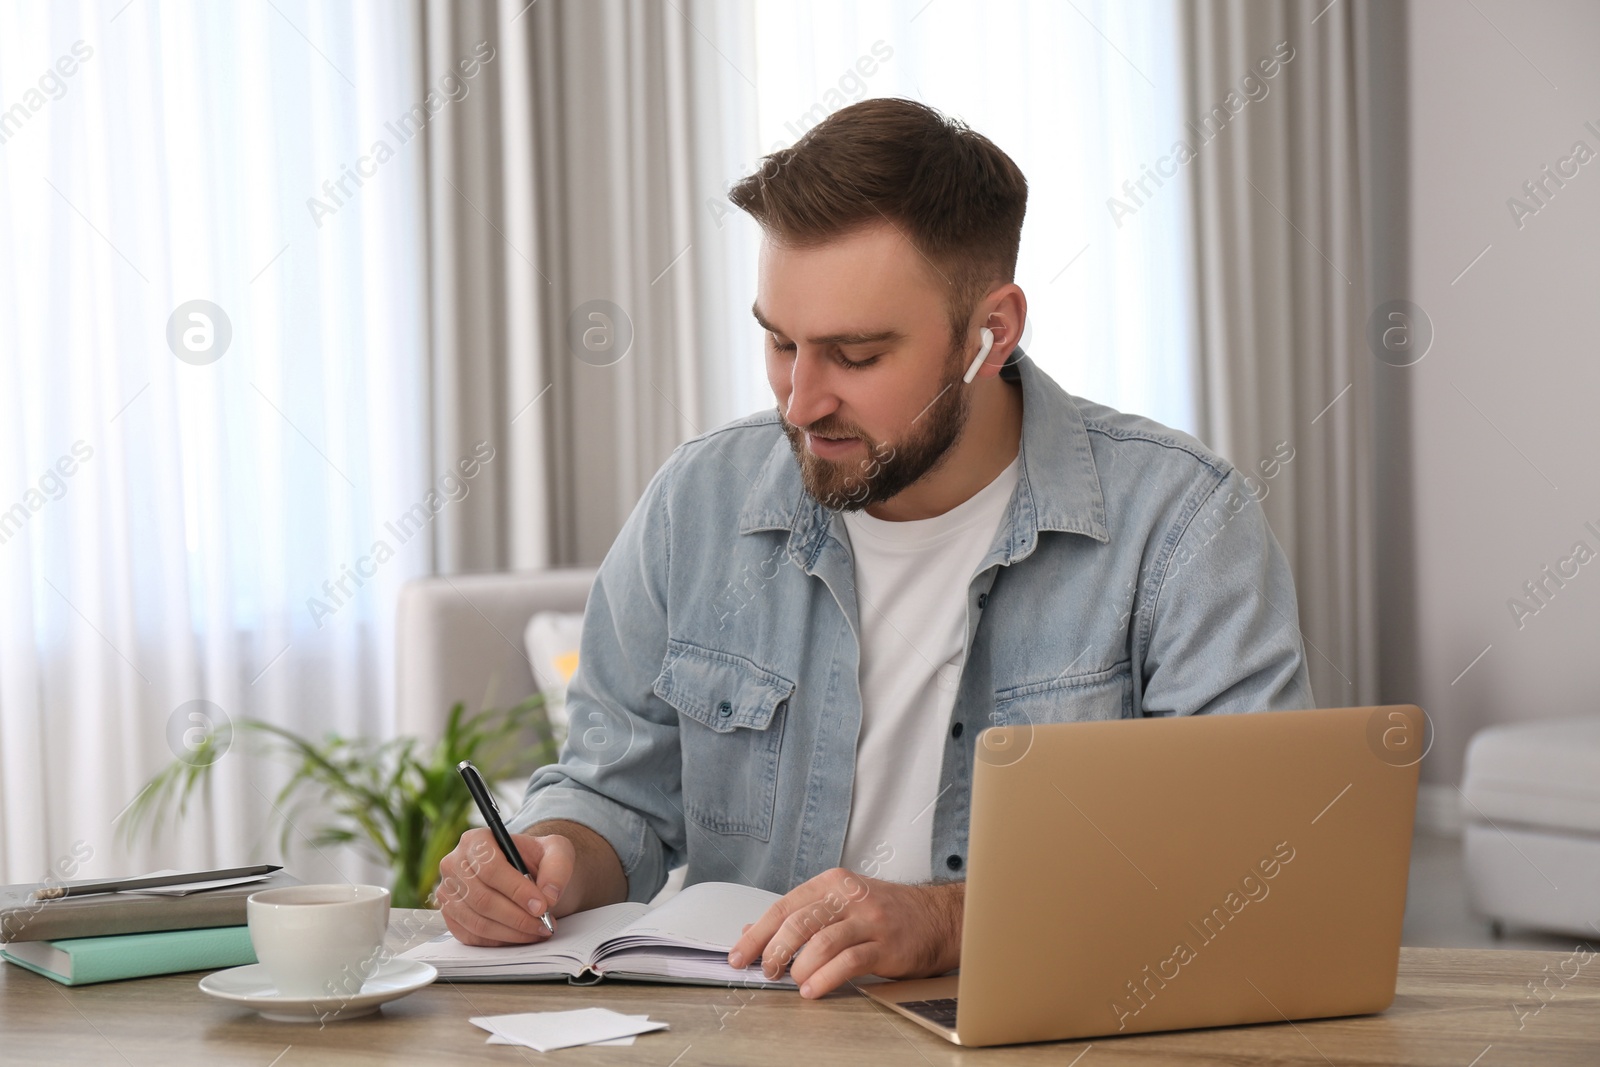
(957, 705, 1423, 1047)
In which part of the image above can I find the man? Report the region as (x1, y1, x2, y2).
(438, 97, 1313, 999)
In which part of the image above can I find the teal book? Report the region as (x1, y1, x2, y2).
(0, 925, 255, 985)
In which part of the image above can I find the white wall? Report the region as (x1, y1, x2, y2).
(1395, 0, 1600, 789)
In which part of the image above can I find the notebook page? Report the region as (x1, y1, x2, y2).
(597, 944, 798, 988)
(402, 901, 648, 976)
(604, 881, 782, 952)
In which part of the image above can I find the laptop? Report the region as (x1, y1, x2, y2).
(863, 704, 1424, 1047)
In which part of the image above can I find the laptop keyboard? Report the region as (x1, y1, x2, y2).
(898, 997, 959, 1028)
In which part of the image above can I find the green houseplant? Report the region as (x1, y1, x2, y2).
(120, 697, 558, 909)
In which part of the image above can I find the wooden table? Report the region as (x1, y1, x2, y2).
(3, 911, 1597, 1065)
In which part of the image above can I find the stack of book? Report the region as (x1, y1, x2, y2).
(0, 865, 299, 985)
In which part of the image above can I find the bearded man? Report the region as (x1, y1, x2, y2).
(439, 97, 1313, 999)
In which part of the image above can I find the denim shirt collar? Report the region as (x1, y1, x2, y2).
(737, 348, 1110, 568)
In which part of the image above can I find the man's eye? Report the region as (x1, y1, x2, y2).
(768, 336, 795, 353)
(837, 352, 881, 369)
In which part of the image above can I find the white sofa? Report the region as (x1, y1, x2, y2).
(395, 568, 597, 740)
(1461, 716, 1600, 939)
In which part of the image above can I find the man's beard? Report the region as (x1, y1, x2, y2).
(778, 347, 970, 512)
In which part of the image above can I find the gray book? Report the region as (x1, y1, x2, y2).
(0, 870, 302, 944)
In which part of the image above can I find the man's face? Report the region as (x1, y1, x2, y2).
(756, 222, 971, 511)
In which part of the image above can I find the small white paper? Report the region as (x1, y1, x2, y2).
(470, 1008, 668, 1052)
(488, 1033, 638, 1047)
(487, 1014, 647, 1048)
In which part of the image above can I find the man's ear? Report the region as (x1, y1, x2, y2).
(970, 285, 1028, 380)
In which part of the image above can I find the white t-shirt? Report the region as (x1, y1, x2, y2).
(837, 455, 1021, 883)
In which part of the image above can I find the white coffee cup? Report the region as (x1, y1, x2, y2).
(247, 884, 390, 999)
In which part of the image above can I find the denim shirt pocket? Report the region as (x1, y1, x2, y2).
(991, 661, 1133, 728)
(653, 640, 795, 841)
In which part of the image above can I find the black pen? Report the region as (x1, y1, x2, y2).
(457, 759, 554, 934)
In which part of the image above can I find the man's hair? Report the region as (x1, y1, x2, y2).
(727, 97, 1028, 346)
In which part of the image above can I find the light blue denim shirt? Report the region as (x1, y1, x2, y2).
(512, 350, 1314, 901)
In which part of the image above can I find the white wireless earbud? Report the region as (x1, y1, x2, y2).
(962, 327, 995, 384)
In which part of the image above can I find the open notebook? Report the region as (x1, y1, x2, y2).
(402, 881, 797, 988)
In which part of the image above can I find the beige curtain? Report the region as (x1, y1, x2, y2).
(1181, 0, 1406, 707)
(420, 0, 707, 573)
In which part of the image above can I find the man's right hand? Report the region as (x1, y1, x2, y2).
(435, 827, 575, 946)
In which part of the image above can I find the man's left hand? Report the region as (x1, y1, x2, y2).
(727, 869, 964, 999)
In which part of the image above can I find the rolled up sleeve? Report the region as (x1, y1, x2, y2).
(509, 460, 686, 903)
(1140, 468, 1316, 716)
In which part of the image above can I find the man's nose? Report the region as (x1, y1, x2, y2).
(784, 348, 839, 429)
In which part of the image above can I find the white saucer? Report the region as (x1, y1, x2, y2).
(199, 957, 438, 1022)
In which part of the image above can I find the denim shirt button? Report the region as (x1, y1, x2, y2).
(976, 592, 989, 609)
(950, 721, 963, 739)
(946, 854, 963, 871)
(718, 700, 733, 717)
